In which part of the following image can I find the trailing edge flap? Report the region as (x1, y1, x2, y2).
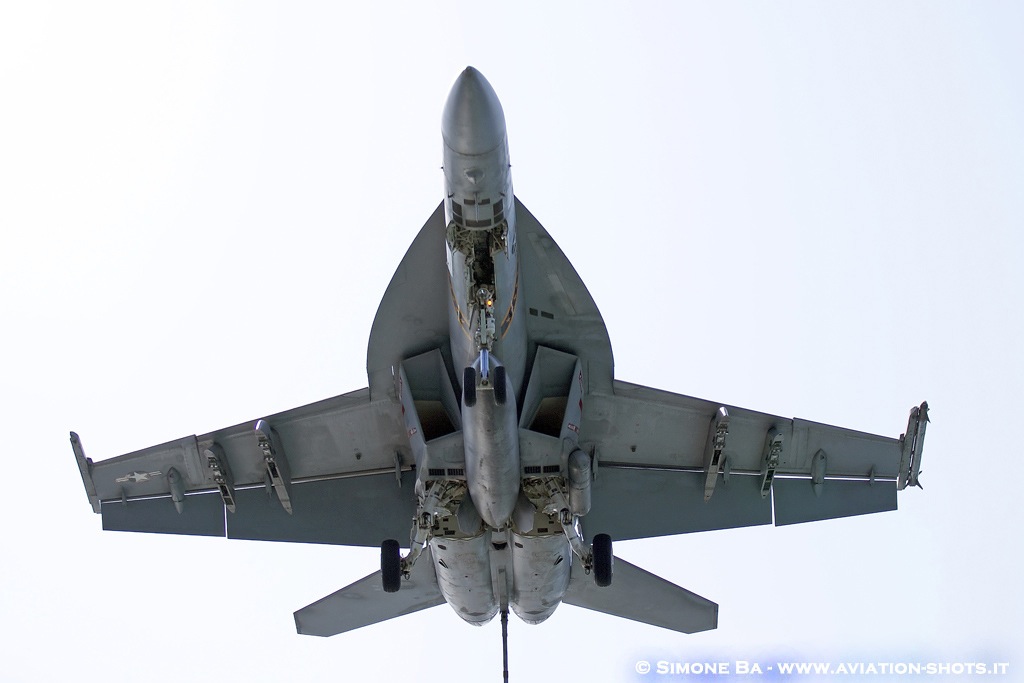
(294, 549, 445, 637)
(563, 555, 718, 634)
(102, 491, 225, 537)
(102, 471, 418, 548)
(773, 477, 897, 526)
(583, 469, 772, 542)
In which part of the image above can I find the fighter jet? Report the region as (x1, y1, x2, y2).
(72, 67, 927, 676)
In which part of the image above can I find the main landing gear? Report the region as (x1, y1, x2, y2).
(379, 480, 465, 592)
(521, 476, 614, 588)
(591, 533, 612, 587)
(381, 539, 402, 593)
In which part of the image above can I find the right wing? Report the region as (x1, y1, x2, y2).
(73, 206, 463, 548)
(73, 386, 418, 547)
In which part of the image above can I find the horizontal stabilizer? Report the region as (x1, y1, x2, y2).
(294, 550, 445, 637)
(563, 555, 718, 634)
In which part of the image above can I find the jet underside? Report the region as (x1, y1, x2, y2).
(72, 68, 928, 646)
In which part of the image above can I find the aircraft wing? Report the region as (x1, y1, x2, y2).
(72, 387, 418, 547)
(579, 381, 927, 541)
(509, 200, 927, 541)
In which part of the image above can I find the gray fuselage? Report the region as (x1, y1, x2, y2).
(430, 68, 569, 625)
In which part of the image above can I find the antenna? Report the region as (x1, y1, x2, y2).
(501, 608, 509, 682)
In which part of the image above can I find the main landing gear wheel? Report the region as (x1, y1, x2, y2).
(493, 365, 506, 405)
(592, 533, 613, 587)
(381, 539, 401, 593)
(463, 367, 477, 408)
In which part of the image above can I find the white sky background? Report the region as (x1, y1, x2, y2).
(2, 2, 1022, 681)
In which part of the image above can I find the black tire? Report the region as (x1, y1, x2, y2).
(463, 367, 477, 408)
(381, 539, 402, 593)
(592, 533, 613, 587)
(493, 365, 507, 406)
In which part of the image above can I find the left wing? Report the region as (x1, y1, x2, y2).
(579, 381, 927, 540)
(507, 201, 927, 541)
(72, 387, 419, 547)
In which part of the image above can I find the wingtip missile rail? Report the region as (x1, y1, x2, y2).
(71, 431, 102, 514)
(898, 401, 929, 490)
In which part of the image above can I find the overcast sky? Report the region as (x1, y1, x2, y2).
(2, 3, 1022, 682)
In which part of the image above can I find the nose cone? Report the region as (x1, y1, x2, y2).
(442, 67, 507, 155)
